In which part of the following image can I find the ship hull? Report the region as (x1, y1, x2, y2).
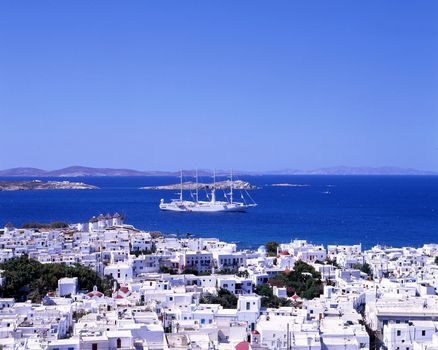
(159, 202, 256, 213)
(159, 205, 187, 212)
(159, 201, 194, 212)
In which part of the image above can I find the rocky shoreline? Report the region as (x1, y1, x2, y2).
(0, 180, 98, 191)
(141, 180, 256, 190)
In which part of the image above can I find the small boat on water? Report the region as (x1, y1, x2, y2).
(159, 170, 257, 213)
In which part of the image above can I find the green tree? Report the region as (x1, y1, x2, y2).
(265, 242, 279, 256)
(267, 261, 323, 300)
(255, 285, 291, 308)
(200, 288, 238, 309)
(130, 246, 156, 257)
(73, 310, 89, 322)
(0, 255, 115, 302)
(325, 258, 339, 268)
(236, 270, 249, 278)
(159, 266, 177, 274)
(217, 269, 238, 275)
(255, 284, 275, 307)
(256, 284, 273, 297)
(50, 221, 69, 229)
(21, 222, 68, 229)
(352, 263, 371, 275)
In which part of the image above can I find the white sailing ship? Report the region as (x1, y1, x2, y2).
(159, 170, 257, 212)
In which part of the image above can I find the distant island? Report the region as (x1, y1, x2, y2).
(0, 180, 98, 191)
(0, 165, 436, 177)
(141, 180, 256, 190)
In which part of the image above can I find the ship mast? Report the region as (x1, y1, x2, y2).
(180, 170, 183, 202)
(195, 169, 199, 203)
(230, 169, 233, 204)
(211, 169, 216, 204)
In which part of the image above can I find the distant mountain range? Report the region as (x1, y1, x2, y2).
(0, 165, 436, 177)
(262, 166, 438, 176)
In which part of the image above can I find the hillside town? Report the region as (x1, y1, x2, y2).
(0, 214, 438, 350)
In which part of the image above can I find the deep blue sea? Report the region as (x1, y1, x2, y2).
(0, 176, 437, 249)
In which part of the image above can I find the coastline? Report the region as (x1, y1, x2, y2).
(0, 180, 98, 191)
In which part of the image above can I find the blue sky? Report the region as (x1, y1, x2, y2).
(0, 1, 437, 171)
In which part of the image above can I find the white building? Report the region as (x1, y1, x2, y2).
(58, 277, 78, 297)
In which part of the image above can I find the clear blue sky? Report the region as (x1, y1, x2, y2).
(1, 1, 437, 171)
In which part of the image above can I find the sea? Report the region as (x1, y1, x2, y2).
(0, 176, 437, 250)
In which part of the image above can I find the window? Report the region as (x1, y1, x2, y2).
(92, 344, 98, 350)
(422, 330, 426, 336)
(246, 302, 250, 310)
(397, 330, 401, 336)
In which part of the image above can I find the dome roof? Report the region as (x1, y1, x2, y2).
(235, 341, 250, 350)
(86, 290, 104, 298)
